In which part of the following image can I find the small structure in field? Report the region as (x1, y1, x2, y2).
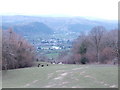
(38, 64, 40, 67)
(58, 62, 63, 64)
(113, 58, 118, 65)
(41, 65, 44, 67)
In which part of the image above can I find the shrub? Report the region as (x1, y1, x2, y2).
(100, 47, 115, 64)
(2, 29, 36, 70)
(80, 57, 88, 64)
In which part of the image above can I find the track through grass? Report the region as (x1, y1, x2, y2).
(2, 64, 118, 88)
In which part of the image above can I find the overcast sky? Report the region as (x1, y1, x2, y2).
(0, 0, 119, 20)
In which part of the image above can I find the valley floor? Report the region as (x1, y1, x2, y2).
(2, 64, 118, 88)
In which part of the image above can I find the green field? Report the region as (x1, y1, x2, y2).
(46, 53, 59, 59)
(2, 64, 118, 88)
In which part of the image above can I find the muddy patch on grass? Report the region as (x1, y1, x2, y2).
(83, 74, 117, 88)
(32, 80, 38, 84)
(84, 75, 96, 80)
(72, 86, 81, 88)
(23, 83, 30, 87)
(44, 84, 56, 88)
(109, 85, 117, 88)
(61, 73, 68, 76)
(58, 81, 69, 86)
(56, 70, 65, 73)
(54, 76, 63, 80)
(54, 72, 68, 80)
(48, 73, 54, 79)
(23, 80, 39, 87)
(80, 71, 86, 75)
(72, 67, 83, 70)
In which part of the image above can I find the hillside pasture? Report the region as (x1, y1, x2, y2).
(2, 64, 118, 88)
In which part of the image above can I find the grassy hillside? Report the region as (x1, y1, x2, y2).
(2, 64, 118, 88)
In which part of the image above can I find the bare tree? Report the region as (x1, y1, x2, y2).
(2, 29, 36, 70)
(89, 26, 105, 63)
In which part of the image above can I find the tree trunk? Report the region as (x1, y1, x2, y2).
(96, 47, 100, 64)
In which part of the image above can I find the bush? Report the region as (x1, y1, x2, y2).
(2, 29, 36, 70)
(80, 57, 88, 64)
(100, 47, 115, 64)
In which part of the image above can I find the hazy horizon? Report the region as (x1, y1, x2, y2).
(0, 0, 118, 20)
(1, 15, 118, 22)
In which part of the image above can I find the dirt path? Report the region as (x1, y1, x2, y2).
(22, 66, 117, 88)
(44, 67, 87, 88)
(23, 80, 39, 88)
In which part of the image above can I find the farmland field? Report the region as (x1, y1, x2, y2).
(2, 64, 118, 88)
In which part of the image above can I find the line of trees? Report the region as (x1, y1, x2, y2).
(2, 26, 119, 70)
(58, 26, 118, 64)
(2, 29, 36, 70)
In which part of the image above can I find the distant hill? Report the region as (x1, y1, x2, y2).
(2, 22, 54, 35)
(68, 24, 95, 32)
(2, 15, 117, 34)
